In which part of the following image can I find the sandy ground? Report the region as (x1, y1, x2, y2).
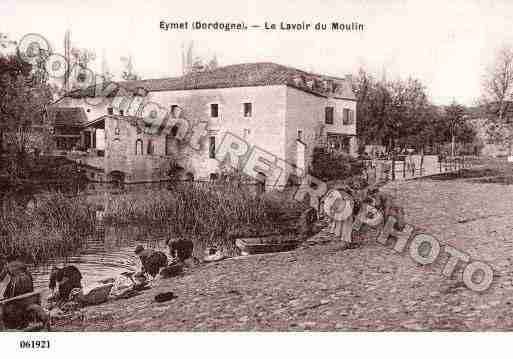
(52, 164, 513, 331)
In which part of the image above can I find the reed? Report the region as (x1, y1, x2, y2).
(0, 184, 302, 264)
(0, 192, 95, 263)
(103, 184, 300, 242)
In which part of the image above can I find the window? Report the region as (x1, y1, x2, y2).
(210, 104, 219, 118)
(135, 139, 143, 155)
(297, 129, 303, 141)
(171, 125, 179, 137)
(210, 173, 219, 181)
(343, 108, 354, 125)
(107, 107, 114, 115)
(119, 109, 124, 116)
(243, 128, 250, 138)
(325, 106, 334, 124)
(165, 135, 172, 155)
(171, 105, 182, 118)
(243, 103, 252, 117)
(209, 136, 216, 159)
(147, 139, 154, 155)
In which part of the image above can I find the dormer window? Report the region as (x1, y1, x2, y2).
(293, 75, 304, 87)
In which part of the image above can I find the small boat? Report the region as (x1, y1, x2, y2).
(235, 236, 301, 255)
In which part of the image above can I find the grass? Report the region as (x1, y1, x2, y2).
(423, 157, 513, 183)
(0, 192, 96, 264)
(0, 183, 307, 265)
(103, 183, 305, 243)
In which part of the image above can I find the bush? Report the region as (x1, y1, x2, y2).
(310, 147, 364, 182)
(0, 192, 95, 263)
(0, 184, 307, 264)
(103, 184, 302, 243)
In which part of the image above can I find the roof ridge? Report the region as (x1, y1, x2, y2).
(64, 62, 356, 100)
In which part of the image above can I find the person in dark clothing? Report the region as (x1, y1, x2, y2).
(134, 245, 168, 278)
(49, 265, 82, 303)
(0, 256, 33, 299)
(166, 239, 194, 262)
(0, 256, 50, 330)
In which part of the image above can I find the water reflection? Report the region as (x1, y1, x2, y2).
(31, 224, 172, 302)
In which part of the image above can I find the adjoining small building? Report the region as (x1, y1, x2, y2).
(52, 62, 358, 186)
(46, 107, 88, 152)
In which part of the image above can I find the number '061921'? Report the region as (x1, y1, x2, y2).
(19, 340, 50, 349)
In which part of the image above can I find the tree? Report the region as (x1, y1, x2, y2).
(70, 47, 96, 69)
(65, 47, 97, 91)
(120, 55, 139, 81)
(481, 45, 513, 155)
(444, 102, 467, 157)
(352, 69, 392, 148)
(353, 69, 433, 153)
(0, 55, 52, 179)
(352, 67, 475, 156)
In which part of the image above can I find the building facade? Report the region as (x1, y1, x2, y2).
(55, 62, 357, 186)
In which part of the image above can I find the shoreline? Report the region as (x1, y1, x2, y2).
(51, 176, 513, 331)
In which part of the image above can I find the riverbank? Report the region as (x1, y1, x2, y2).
(0, 183, 305, 265)
(53, 164, 513, 331)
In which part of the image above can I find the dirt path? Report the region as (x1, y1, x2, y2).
(53, 177, 513, 331)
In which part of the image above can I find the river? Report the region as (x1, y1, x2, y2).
(29, 224, 173, 303)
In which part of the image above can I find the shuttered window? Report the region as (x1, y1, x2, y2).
(325, 107, 334, 124)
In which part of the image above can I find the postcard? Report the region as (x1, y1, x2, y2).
(0, 0, 511, 358)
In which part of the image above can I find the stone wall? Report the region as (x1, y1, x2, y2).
(147, 85, 288, 180)
(101, 116, 171, 182)
(59, 84, 357, 184)
(284, 86, 357, 183)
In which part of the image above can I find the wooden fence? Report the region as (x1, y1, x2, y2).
(363, 155, 479, 183)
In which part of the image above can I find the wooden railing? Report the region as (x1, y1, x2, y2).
(363, 155, 478, 183)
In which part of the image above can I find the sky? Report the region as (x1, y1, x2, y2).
(2, 0, 513, 106)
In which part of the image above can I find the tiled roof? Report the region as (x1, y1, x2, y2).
(83, 115, 144, 130)
(68, 62, 356, 100)
(47, 107, 88, 127)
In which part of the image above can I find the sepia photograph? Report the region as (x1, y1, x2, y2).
(1, 0, 513, 356)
